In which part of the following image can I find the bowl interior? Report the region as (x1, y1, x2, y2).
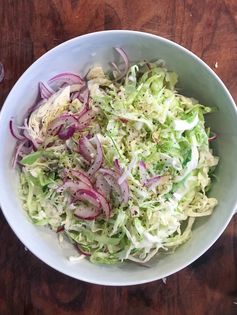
(0, 31, 237, 285)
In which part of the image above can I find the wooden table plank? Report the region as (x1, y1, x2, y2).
(0, 1, 236, 314)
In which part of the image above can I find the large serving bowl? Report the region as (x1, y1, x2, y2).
(0, 30, 236, 286)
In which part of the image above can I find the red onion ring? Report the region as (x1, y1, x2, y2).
(75, 189, 101, 208)
(114, 47, 129, 81)
(48, 72, 84, 87)
(113, 159, 129, 204)
(9, 119, 25, 141)
(94, 190, 111, 219)
(208, 132, 217, 142)
(98, 168, 117, 177)
(119, 118, 129, 123)
(87, 135, 103, 177)
(120, 180, 129, 204)
(78, 136, 96, 162)
(118, 157, 136, 185)
(12, 139, 28, 168)
(103, 174, 122, 198)
(56, 226, 65, 233)
(144, 176, 161, 187)
(139, 160, 148, 184)
(139, 161, 147, 169)
(57, 180, 91, 193)
(76, 244, 91, 256)
(76, 102, 90, 120)
(74, 205, 101, 221)
(111, 62, 121, 75)
(39, 82, 54, 99)
(71, 170, 92, 187)
(58, 125, 76, 140)
(77, 109, 96, 131)
(114, 158, 122, 173)
(78, 86, 89, 105)
(95, 174, 111, 199)
(49, 114, 78, 133)
(71, 91, 80, 101)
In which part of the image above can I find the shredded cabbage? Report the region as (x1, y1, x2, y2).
(18, 59, 219, 265)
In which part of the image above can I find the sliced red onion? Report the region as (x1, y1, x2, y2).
(49, 109, 94, 138)
(98, 169, 122, 199)
(58, 125, 76, 140)
(57, 180, 91, 193)
(111, 62, 121, 75)
(39, 81, 54, 99)
(147, 176, 170, 191)
(12, 139, 28, 168)
(114, 47, 129, 81)
(9, 119, 25, 141)
(71, 170, 92, 187)
(103, 174, 121, 198)
(139, 160, 147, 169)
(78, 136, 96, 162)
(0, 62, 4, 83)
(78, 86, 89, 105)
(67, 178, 111, 219)
(120, 180, 129, 204)
(49, 115, 78, 140)
(95, 174, 111, 200)
(56, 226, 65, 233)
(77, 109, 96, 130)
(208, 132, 217, 142)
(76, 244, 91, 256)
(119, 118, 129, 124)
(77, 101, 89, 119)
(114, 158, 122, 173)
(139, 160, 148, 184)
(94, 191, 111, 219)
(71, 91, 80, 101)
(75, 189, 101, 208)
(70, 84, 89, 104)
(48, 72, 84, 87)
(144, 176, 161, 187)
(98, 168, 117, 177)
(74, 206, 101, 221)
(113, 159, 129, 204)
(118, 157, 136, 185)
(78, 155, 93, 167)
(87, 135, 103, 177)
(49, 114, 78, 133)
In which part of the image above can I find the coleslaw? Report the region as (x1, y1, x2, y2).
(10, 49, 219, 264)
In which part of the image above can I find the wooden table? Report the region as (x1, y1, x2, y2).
(0, 1, 237, 314)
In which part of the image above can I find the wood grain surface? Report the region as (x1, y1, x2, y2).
(0, 1, 237, 314)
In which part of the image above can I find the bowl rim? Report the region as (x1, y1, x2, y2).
(0, 29, 237, 286)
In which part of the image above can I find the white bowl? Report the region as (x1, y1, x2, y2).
(0, 30, 237, 286)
